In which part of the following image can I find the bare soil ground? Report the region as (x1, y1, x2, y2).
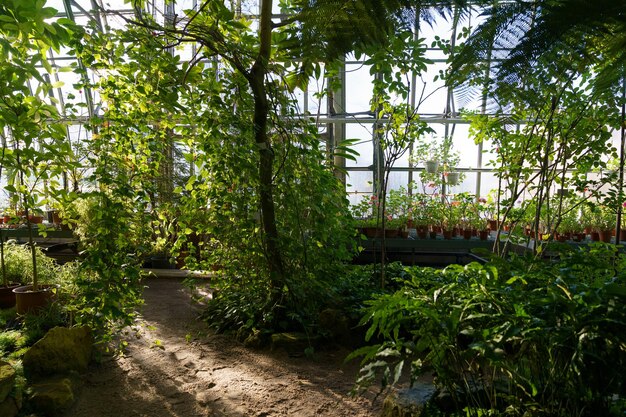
(65, 277, 384, 417)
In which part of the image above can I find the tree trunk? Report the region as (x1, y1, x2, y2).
(248, 0, 285, 288)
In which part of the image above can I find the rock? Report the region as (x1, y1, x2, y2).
(382, 383, 437, 417)
(22, 326, 93, 378)
(270, 332, 316, 353)
(318, 308, 351, 344)
(0, 396, 19, 417)
(0, 360, 16, 403)
(28, 375, 79, 416)
(243, 329, 265, 348)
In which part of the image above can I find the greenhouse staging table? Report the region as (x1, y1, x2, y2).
(0, 227, 78, 263)
(143, 268, 214, 279)
(355, 236, 495, 266)
(356, 234, 626, 267)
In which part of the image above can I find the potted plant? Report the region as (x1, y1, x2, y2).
(410, 194, 430, 238)
(414, 136, 464, 191)
(442, 199, 461, 239)
(446, 171, 461, 186)
(4, 242, 59, 312)
(591, 205, 615, 243)
(385, 216, 405, 238)
(0, 242, 21, 308)
(424, 160, 439, 173)
(28, 208, 45, 224)
(412, 135, 441, 173)
(352, 194, 382, 238)
(5, 113, 66, 313)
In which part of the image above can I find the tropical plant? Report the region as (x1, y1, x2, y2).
(450, 0, 626, 98)
(591, 204, 616, 232)
(351, 245, 626, 416)
(0, 1, 77, 291)
(466, 59, 617, 255)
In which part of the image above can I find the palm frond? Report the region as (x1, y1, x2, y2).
(451, 0, 626, 101)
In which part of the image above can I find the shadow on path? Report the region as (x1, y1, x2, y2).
(65, 277, 382, 417)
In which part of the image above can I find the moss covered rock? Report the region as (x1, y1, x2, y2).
(22, 326, 93, 378)
(0, 360, 16, 403)
(28, 375, 79, 416)
(270, 332, 318, 353)
(0, 396, 19, 417)
(382, 383, 436, 417)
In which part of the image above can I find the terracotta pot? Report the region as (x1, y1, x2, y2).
(463, 229, 472, 240)
(13, 284, 59, 315)
(428, 231, 437, 239)
(400, 230, 409, 239)
(442, 230, 453, 240)
(362, 227, 380, 238)
(417, 230, 427, 239)
(479, 230, 489, 241)
(599, 230, 613, 243)
(385, 228, 400, 238)
(488, 220, 498, 231)
(0, 283, 21, 308)
(176, 251, 189, 269)
(620, 229, 626, 241)
(590, 231, 600, 242)
(28, 215, 44, 224)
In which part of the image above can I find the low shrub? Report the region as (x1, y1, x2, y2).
(199, 262, 407, 345)
(2, 241, 59, 284)
(350, 244, 626, 416)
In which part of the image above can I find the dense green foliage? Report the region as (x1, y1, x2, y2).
(350, 244, 626, 416)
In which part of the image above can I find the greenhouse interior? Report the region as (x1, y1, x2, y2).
(0, 0, 625, 416)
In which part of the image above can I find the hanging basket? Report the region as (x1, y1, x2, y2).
(424, 160, 439, 174)
(447, 172, 460, 185)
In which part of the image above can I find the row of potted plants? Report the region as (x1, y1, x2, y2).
(0, 209, 63, 227)
(353, 187, 626, 244)
(353, 189, 496, 239)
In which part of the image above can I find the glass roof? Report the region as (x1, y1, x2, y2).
(12, 0, 513, 202)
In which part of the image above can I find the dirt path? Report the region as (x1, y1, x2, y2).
(65, 277, 383, 417)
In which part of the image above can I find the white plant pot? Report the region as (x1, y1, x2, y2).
(447, 172, 460, 185)
(424, 160, 439, 173)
